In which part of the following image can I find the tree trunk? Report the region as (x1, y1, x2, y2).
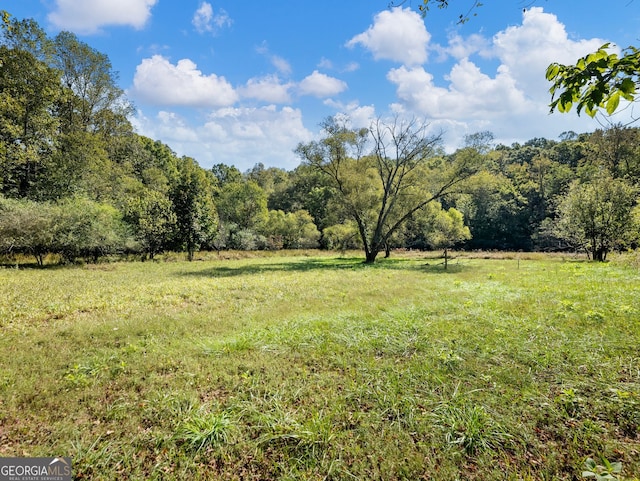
(365, 250, 379, 264)
(443, 248, 448, 270)
(594, 247, 607, 262)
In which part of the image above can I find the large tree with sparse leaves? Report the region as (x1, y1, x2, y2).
(296, 116, 482, 263)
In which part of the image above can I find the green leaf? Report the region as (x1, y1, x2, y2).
(619, 77, 636, 95)
(586, 53, 600, 65)
(546, 63, 560, 80)
(610, 461, 622, 473)
(605, 92, 620, 115)
(584, 105, 597, 118)
(558, 99, 572, 113)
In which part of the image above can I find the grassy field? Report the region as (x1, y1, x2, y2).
(0, 251, 639, 480)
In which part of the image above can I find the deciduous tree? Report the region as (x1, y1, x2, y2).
(215, 179, 268, 249)
(424, 206, 471, 269)
(0, 46, 60, 198)
(53, 197, 130, 263)
(52, 31, 132, 134)
(552, 176, 638, 261)
(170, 157, 218, 261)
(0, 196, 55, 264)
(124, 190, 176, 259)
(297, 116, 482, 263)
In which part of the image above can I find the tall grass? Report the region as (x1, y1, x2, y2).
(0, 252, 638, 480)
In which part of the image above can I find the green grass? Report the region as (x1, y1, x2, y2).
(0, 251, 639, 480)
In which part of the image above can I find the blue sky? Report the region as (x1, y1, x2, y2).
(6, 0, 640, 171)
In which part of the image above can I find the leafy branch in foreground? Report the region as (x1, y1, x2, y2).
(547, 44, 639, 118)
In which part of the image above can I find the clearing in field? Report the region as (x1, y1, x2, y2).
(0, 252, 638, 480)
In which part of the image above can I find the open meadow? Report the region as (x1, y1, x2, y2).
(0, 251, 639, 480)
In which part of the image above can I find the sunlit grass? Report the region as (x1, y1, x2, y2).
(0, 251, 638, 480)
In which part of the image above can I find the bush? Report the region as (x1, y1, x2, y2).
(260, 210, 320, 249)
(0, 196, 131, 264)
(322, 221, 362, 251)
(53, 197, 131, 263)
(0, 197, 56, 265)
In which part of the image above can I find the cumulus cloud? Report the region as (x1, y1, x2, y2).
(324, 100, 376, 129)
(131, 55, 238, 107)
(239, 75, 293, 104)
(298, 71, 348, 98)
(346, 7, 430, 66)
(133, 106, 313, 171)
(388, 61, 530, 120)
(192, 2, 232, 34)
(490, 7, 606, 100)
(48, 0, 157, 34)
(384, 7, 615, 150)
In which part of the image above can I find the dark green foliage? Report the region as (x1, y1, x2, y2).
(170, 157, 218, 261)
(0, 46, 60, 199)
(124, 190, 176, 259)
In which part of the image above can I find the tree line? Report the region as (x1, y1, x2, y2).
(1, 12, 639, 264)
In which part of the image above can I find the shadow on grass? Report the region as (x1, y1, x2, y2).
(0, 261, 70, 270)
(179, 255, 469, 278)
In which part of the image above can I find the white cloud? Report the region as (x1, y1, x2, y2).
(192, 2, 232, 34)
(491, 7, 607, 101)
(131, 55, 238, 108)
(346, 7, 430, 66)
(155, 111, 199, 142)
(48, 0, 157, 34)
(256, 43, 292, 76)
(318, 58, 334, 70)
(298, 71, 347, 98)
(446, 33, 490, 60)
(239, 75, 293, 104)
(271, 55, 292, 76)
(324, 100, 376, 130)
(387, 63, 529, 120)
(133, 106, 313, 171)
(343, 62, 360, 73)
(385, 7, 617, 150)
